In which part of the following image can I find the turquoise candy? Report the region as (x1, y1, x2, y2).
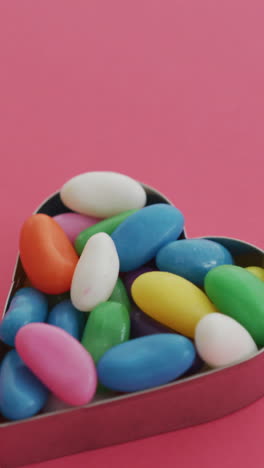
(111, 204, 184, 272)
(156, 239, 234, 287)
(0, 350, 49, 420)
(48, 299, 86, 340)
(97, 333, 195, 392)
(0, 287, 48, 346)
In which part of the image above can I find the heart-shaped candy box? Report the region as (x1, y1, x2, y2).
(0, 183, 263, 468)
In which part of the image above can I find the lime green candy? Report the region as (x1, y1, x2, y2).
(205, 265, 264, 346)
(109, 278, 131, 312)
(81, 301, 130, 363)
(74, 209, 138, 255)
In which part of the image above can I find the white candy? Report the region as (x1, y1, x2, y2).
(70, 232, 119, 311)
(195, 313, 257, 368)
(60, 171, 147, 218)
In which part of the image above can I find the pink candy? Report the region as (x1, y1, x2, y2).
(15, 323, 97, 406)
(53, 213, 100, 243)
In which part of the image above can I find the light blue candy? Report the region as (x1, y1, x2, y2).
(97, 333, 195, 392)
(111, 204, 184, 272)
(0, 288, 48, 346)
(156, 239, 234, 287)
(0, 350, 49, 420)
(48, 299, 86, 340)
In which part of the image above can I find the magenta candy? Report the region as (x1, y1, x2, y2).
(15, 323, 97, 406)
(53, 213, 100, 243)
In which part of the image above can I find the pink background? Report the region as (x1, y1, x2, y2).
(0, 0, 263, 466)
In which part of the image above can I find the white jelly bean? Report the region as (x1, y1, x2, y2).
(195, 313, 257, 368)
(71, 232, 119, 311)
(60, 171, 147, 218)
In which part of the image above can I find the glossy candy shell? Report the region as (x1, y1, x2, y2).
(19, 214, 78, 294)
(15, 323, 97, 406)
(75, 210, 138, 256)
(131, 271, 216, 338)
(109, 278, 131, 312)
(156, 238, 234, 286)
(97, 334, 196, 392)
(0, 186, 264, 468)
(0, 350, 49, 421)
(81, 301, 130, 363)
(0, 287, 48, 346)
(205, 265, 264, 346)
(53, 212, 100, 243)
(48, 299, 86, 340)
(111, 204, 184, 272)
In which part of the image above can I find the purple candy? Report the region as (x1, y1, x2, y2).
(53, 213, 100, 243)
(130, 306, 205, 375)
(181, 353, 204, 378)
(123, 266, 155, 297)
(130, 305, 173, 338)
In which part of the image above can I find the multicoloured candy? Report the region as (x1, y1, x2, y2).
(0, 170, 262, 421)
(205, 265, 264, 346)
(131, 271, 216, 338)
(111, 204, 184, 271)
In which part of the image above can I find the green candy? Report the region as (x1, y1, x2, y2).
(109, 278, 131, 312)
(81, 301, 130, 363)
(74, 209, 138, 255)
(205, 265, 264, 346)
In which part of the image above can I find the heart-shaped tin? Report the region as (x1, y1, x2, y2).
(0, 183, 263, 468)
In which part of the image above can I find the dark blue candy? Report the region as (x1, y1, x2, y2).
(0, 287, 48, 346)
(156, 239, 234, 287)
(130, 305, 173, 338)
(111, 204, 184, 272)
(97, 333, 195, 392)
(48, 299, 86, 340)
(0, 350, 49, 420)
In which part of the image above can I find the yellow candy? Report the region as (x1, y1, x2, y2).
(245, 266, 264, 281)
(131, 272, 216, 338)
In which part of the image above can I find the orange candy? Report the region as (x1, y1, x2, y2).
(19, 214, 79, 294)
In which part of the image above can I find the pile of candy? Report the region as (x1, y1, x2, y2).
(0, 171, 263, 421)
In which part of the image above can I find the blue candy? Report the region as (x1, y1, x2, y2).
(111, 204, 184, 272)
(0, 287, 48, 346)
(97, 333, 195, 392)
(0, 350, 49, 420)
(48, 299, 86, 340)
(156, 239, 234, 287)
